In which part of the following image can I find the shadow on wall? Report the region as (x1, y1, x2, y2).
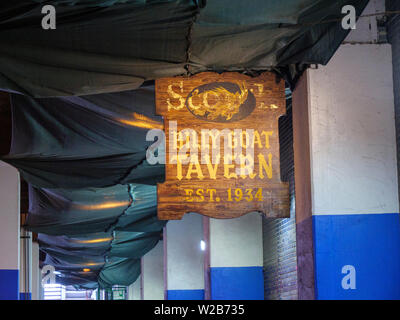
(263, 92, 298, 300)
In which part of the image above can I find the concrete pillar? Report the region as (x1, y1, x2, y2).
(19, 229, 32, 300)
(0, 161, 20, 300)
(31, 242, 40, 300)
(208, 212, 263, 300)
(293, 43, 400, 299)
(141, 241, 163, 300)
(39, 269, 44, 300)
(165, 213, 205, 299)
(387, 0, 400, 204)
(127, 276, 141, 300)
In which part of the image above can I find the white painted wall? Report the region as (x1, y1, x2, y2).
(307, 44, 398, 215)
(31, 242, 40, 300)
(0, 161, 20, 270)
(127, 276, 141, 300)
(344, 0, 385, 44)
(141, 241, 164, 300)
(166, 213, 204, 291)
(210, 212, 263, 267)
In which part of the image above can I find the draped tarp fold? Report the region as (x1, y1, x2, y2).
(0, 0, 369, 96)
(34, 183, 165, 288)
(40, 231, 160, 288)
(0, 0, 195, 96)
(26, 183, 165, 235)
(97, 257, 141, 289)
(2, 84, 167, 288)
(27, 185, 130, 235)
(3, 86, 165, 188)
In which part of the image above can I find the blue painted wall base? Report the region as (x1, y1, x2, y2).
(20, 292, 32, 300)
(210, 267, 263, 300)
(0, 269, 19, 300)
(167, 290, 205, 300)
(313, 213, 400, 300)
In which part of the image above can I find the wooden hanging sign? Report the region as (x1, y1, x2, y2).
(155, 72, 289, 220)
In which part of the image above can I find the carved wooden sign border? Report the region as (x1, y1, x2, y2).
(156, 72, 289, 220)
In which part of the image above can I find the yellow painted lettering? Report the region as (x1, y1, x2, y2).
(186, 156, 204, 180)
(184, 189, 193, 202)
(258, 153, 273, 179)
(205, 155, 219, 180)
(206, 189, 217, 202)
(253, 131, 263, 149)
(167, 82, 185, 111)
(196, 189, 204, 202)
(261, 131, 273, 149)
(224, 163, 237, 179)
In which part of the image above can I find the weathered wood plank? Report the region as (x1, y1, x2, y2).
(156, 72, 289, 219)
